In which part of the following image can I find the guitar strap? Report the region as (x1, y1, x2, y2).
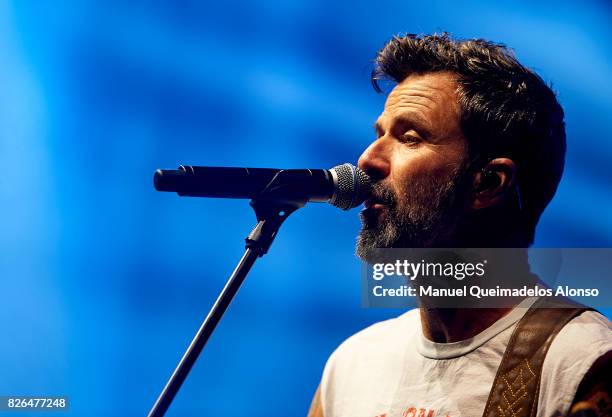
(482, 297, 591, 417)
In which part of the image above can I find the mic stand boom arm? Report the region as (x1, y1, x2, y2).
(147, 193, 306, 417)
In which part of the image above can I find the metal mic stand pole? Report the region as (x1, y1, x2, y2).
(147, 197, 305, 417)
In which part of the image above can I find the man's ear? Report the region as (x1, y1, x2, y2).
(471, 158, 516, 210)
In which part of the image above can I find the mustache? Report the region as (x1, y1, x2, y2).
(369, 181, 397, 207)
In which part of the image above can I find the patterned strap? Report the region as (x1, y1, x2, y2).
(482, 297, 590, 417)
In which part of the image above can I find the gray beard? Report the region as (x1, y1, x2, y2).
(356, 167, 467, 263)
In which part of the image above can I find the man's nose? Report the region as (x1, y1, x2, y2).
(358, 138, 391, 181)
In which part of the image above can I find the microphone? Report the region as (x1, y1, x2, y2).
(154, 163, 372, 210)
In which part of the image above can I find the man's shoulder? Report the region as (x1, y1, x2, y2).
(318, 310, 418, 415)
(538, 310, 612, 417)
(328, 309, 419, 364)
(543, 309, 611, 376)
(549, 310, 612, 358)
(320, 309, 420, 409)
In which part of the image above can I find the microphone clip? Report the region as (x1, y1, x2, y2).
(245, 194, 306, 257)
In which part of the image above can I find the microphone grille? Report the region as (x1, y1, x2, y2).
(329, 163, 372, 210)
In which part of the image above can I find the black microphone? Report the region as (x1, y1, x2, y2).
(154, 163, 372, 210)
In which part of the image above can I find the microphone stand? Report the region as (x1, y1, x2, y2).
(147, 196, 306, 417)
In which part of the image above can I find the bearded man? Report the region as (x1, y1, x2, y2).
(308, 34, 611, 417)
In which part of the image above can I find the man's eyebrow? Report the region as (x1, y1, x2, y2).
(373, 120, 383, 135)
(373, 114, 433, 138)
(393, 114, 433, 138)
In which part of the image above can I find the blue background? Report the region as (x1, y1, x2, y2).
(1, 1, 610, 416)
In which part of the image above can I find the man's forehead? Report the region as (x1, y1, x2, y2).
(382, 72, 460, 119)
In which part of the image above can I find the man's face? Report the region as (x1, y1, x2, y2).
(356, 72, 470, 259)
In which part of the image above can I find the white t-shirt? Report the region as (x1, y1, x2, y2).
(320, 299, 612, 417)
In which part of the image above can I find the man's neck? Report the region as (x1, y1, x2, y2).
(419, 306, 513, 343)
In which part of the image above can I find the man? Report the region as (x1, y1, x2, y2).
(308, 34, 611, 417)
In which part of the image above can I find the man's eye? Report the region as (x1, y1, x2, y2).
(399, 134, 420, 144)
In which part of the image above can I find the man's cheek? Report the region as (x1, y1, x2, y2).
(392, 153, 444, 186)
(403, 145, 462, 175)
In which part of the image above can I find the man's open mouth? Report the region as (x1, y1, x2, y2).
(364, 194, 393, 209)
(364, 199, 386, 209)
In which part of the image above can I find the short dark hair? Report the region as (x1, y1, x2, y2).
(372, 33, 566, 245)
